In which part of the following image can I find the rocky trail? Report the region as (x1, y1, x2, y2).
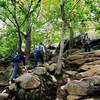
(0, 49, 100, 100)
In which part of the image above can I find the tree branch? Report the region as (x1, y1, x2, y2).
(36, 0, 42, 18)
(30, 0, 41, 14)
(20, 0, 33, 27)
(0, 13, 17, 27)
(70, 0, 81, 13)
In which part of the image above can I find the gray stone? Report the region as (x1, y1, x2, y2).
(33, 67, 47, 75)
(62, 80, 89, 96)
(0, 93, 9, 100)
(15, 73, 40, 89)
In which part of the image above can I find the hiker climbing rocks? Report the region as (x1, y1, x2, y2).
(83, 33, 91, 52)
(33, 43, 46, 68)
(10, 51, 25, 83)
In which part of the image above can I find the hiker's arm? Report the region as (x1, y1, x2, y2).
(43, 46, 46, 54)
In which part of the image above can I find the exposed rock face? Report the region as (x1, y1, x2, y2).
(79, 60, 100, 71)
(76, 67, 100, 79)
(15, 73, 40, 89)
(66, 50, 100, 67)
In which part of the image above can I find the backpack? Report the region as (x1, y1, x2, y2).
(39, 45, 44, 54)
(11, 54, 20, 62)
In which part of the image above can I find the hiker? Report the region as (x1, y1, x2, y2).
(10, 51, 25, 83)
(33, 43, 46, 68)
(83, 33, 91, 52)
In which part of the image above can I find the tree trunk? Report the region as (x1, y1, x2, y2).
(25, 18, 32, 60)
(17, 26, 22, 53)
(56, 0, 65, 75)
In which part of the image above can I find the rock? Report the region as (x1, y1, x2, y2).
(0, 58, 10, 68)
(15, 73, 40, 89)
(46, 63, 57, 72)
(67, 54, 84, 61)
(33, 67, 47, 75)
(43, 63, 49, 67)
(45, 49, 53, 61)
(66, 50, 100, 67)
(0, 71, 8, 87)
(94, 50, 100, 56)
(24, 65, 32, 70)
(67, 95, 81, 100)
(64, 71, 77, 77)
(62, 74, 69, 83)
(9, 83, 17, 91)
(0, 81, 8, 87)
(51, 56, 58, 63)
(55, 98, 63, 100)
(0, 93, 9, 100)
(82, 75, 100, 86)
(62, 80, 90, 96)
(76, 67, 100, 79)
(79, 60, 100, 71)
(84, 97, 100, 100)
(50, 75, 57, 82)
(69, 57, 100, 66)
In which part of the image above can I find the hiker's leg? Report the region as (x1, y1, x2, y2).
(33, 52, 38, 68)
(88, 44, 91, 52)
(85, 44, 88, 52)
(11, 62, 19, 80)
(40, 54, 45, 64)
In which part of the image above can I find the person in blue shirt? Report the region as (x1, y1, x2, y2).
(10, 51, 25, 83)
(33, 43, 46, 68)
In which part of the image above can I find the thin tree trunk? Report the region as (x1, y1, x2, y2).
(25, 18, 32, 60)
(56, 0, 65, 75)
(13, 0, 22, 53)
(17, 28, 22, 53)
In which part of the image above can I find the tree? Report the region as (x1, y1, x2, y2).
(56, 0, 65, 75)
(0, 0, 41, 60)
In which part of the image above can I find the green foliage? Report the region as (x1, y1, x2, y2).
(0, 31, 17, 56)
(0, 0, 99, 57)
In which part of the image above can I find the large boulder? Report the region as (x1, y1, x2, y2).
(15, 73, 40, 89)
(62, 80, 90, 96)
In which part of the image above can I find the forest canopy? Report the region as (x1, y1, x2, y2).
(0, 0, 99, 57)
